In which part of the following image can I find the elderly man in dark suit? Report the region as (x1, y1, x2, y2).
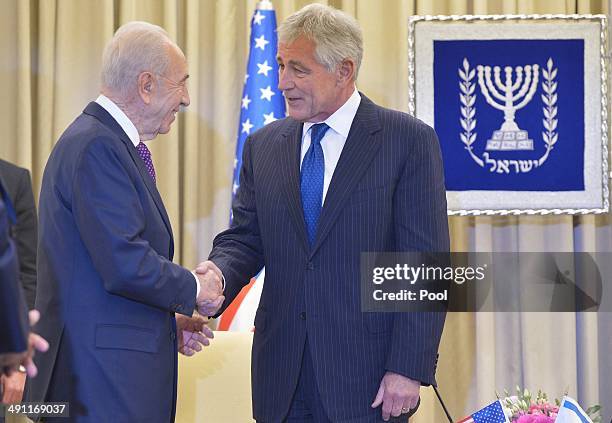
(0, 159, 38, 405)
(27, 21, 224, 422)
(206, 4, 449, 423)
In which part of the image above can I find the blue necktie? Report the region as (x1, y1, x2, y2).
(301, 123, 330, 246)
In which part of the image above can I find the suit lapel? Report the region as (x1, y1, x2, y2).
(124, 140, 175, 251)
(0, 175, 16, 226)
(82, 103, 175, 255)
(309, 95, 382, 258)
(279, 120, 310, 254)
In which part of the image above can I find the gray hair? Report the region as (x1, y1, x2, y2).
(277, 3, 363, 80)
(100, 21, 174, 96)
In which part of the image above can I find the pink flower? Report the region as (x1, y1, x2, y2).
(531, 408, 544, 415)
(517, 415, 554, 423)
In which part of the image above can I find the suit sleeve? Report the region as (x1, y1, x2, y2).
(72, 137, 196, 316)
(385, 122, 449, 386)
(0, 198, 29, 354)
(14, 169, 38, 310)
(209, 135, 265, 310)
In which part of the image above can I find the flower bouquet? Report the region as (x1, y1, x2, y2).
(499, 386, 602, 423)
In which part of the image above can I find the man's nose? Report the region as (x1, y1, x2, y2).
(278, 69, 294, 91)
(181, 85, 190, 107)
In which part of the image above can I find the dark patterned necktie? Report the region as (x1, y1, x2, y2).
(301, 123, 330, 246)
(136, 142, 156, 184)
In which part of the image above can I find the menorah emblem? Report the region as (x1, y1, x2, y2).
(459, 57, 559, 174)
(476, 64, 540, 151)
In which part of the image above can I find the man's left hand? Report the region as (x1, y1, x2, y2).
(371, 371, 420, 421)
(175, 313, 214, 356)
(1, 310, 49, 378)
(1, 371, 26, 403)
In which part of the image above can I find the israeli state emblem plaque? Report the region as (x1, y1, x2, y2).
(409, 15, 609, 215)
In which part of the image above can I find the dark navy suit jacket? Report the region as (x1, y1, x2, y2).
(27, 102, 196, 422)
(210, 95, 450, 422)
(0, 159, 38, 310)
(0, 182, 28, 356)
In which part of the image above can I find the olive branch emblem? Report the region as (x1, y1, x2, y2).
(540, 58, 558, 165)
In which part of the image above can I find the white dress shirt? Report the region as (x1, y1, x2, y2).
(95, 95, 140, 147)
(300, 88, 361, 205)
(94, 94, 202, 299)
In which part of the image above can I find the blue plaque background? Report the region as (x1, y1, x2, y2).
(433, 39, 584, 191)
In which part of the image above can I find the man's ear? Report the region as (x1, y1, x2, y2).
(336, 59, 356, 84)
(138, 71, 154, 104)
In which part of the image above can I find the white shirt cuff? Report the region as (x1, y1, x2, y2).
(192, 271, 201, 298)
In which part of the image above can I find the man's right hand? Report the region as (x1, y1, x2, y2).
(194, 261, 224, 316)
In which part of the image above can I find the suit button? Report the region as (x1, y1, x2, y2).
(299, 312, 306, 320)
(306, 262, 314, 270)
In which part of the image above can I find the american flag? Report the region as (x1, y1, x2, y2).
(231, 0, 285, 218)
(457, 400, 509, 423)
(218, 0, 285, 331)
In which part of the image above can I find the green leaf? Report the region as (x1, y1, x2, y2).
(586, 405, 601, 414)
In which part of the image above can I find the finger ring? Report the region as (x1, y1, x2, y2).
(401, 407, 409, 413)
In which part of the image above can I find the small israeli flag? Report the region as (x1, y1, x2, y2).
(555, 396, 593, 423)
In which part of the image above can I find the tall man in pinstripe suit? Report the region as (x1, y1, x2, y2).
(207, 4, 449, 422)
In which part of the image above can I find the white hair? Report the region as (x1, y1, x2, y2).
(277, 3, 363, 80)
(100, 21, 174, 96)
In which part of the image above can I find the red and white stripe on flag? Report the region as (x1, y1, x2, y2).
(217, 269, 264, 332)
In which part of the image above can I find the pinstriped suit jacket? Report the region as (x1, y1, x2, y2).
(210, 94, 449, 422)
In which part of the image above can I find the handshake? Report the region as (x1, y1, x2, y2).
(194, 260, 225, 317)
(175, 260, 225, 357)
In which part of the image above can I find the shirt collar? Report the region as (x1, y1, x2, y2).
(303, 88, 361, 139)
(95, 94, 141, 147)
